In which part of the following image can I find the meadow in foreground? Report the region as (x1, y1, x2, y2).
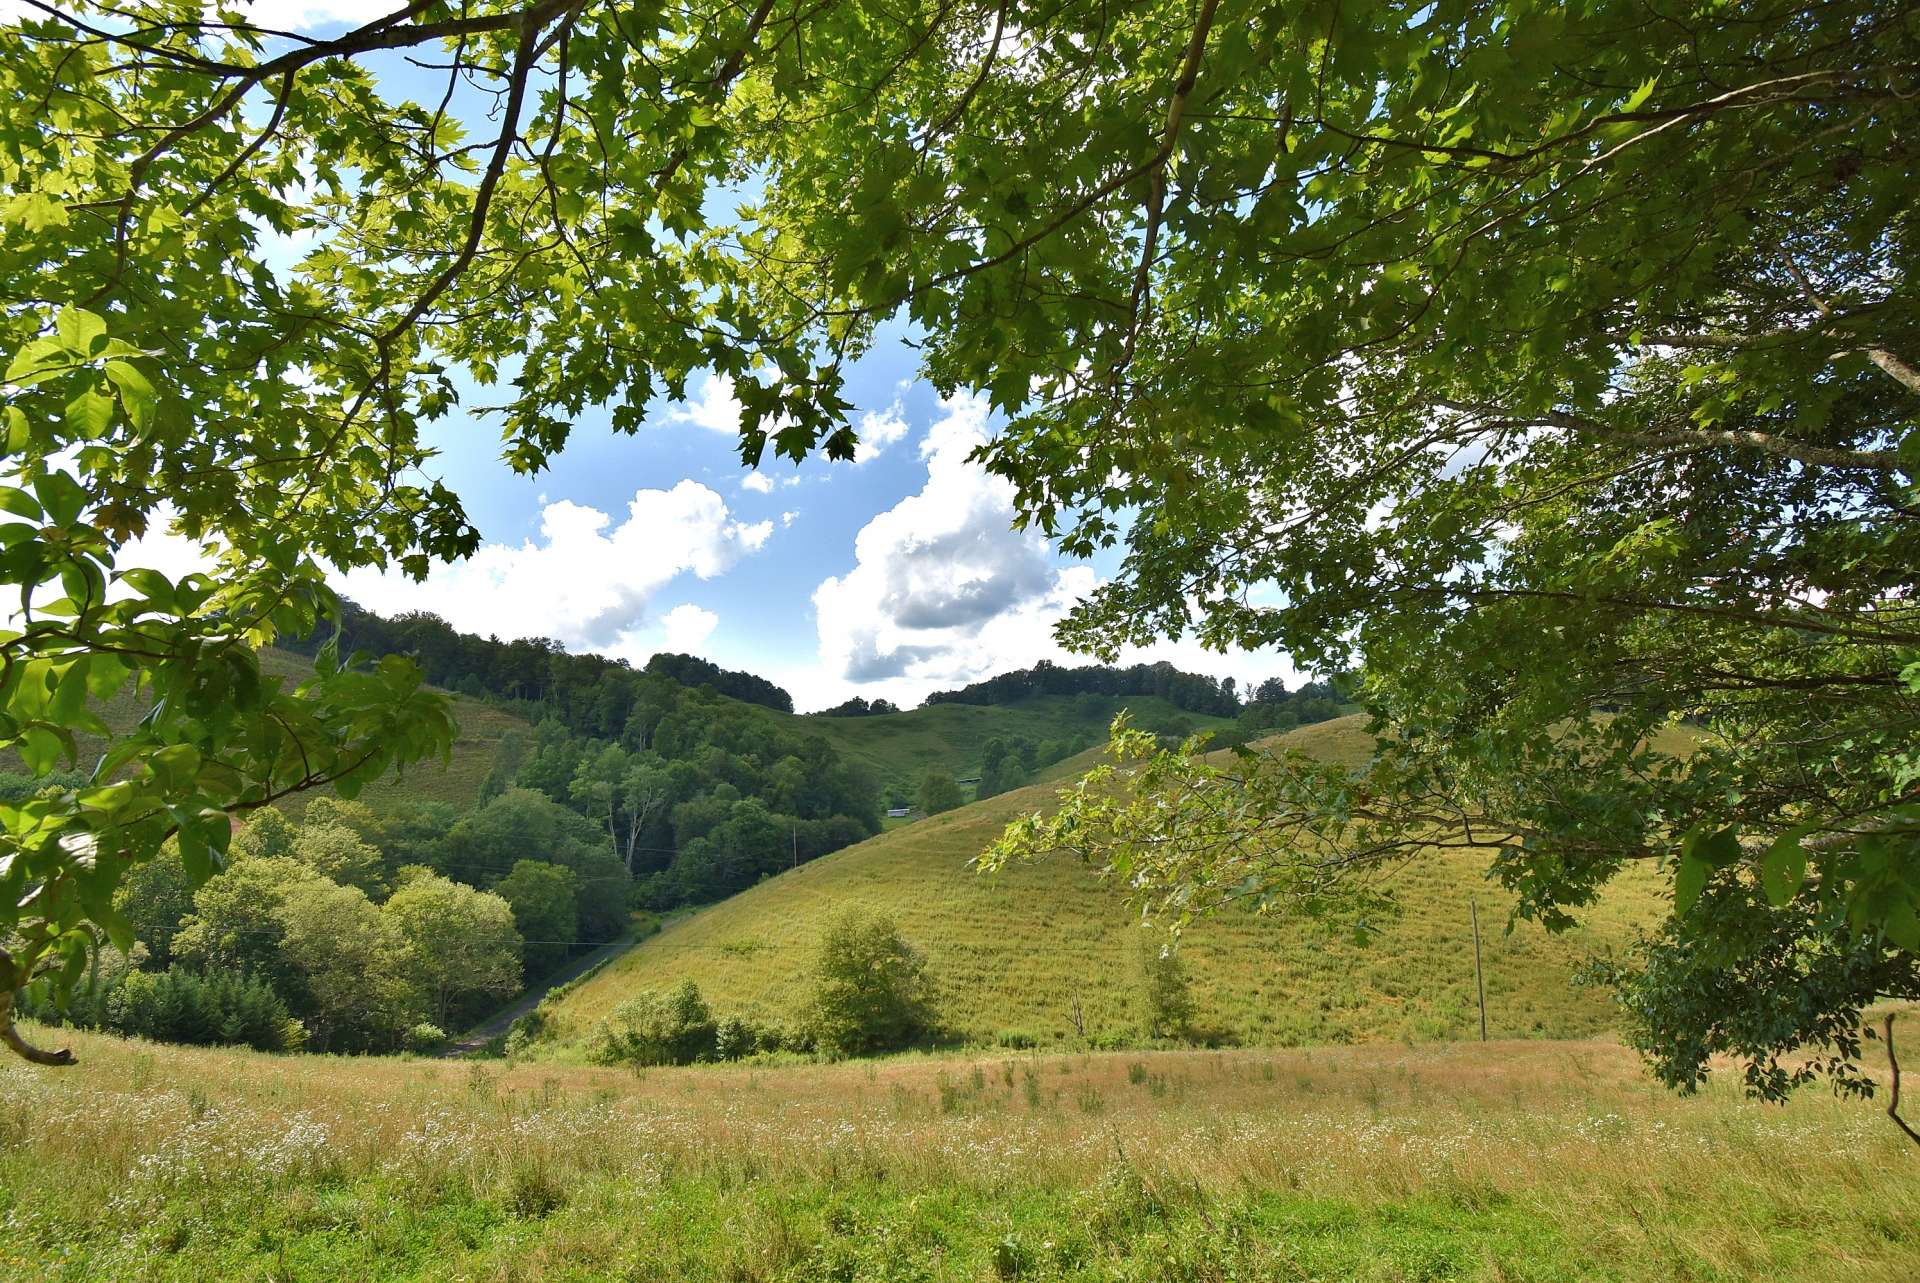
(2, 1026, 1914, 1281)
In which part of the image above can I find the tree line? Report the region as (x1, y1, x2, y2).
(289, 603, 886, 909)
(279, 600, 795, 715)
(923, 660, 1245, 718)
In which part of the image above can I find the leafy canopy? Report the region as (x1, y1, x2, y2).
(0, 0, 1914, 1083)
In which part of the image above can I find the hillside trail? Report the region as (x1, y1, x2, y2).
(443, 931, 637, 1057)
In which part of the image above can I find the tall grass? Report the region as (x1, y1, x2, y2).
(1, 1028, 1913, 1280)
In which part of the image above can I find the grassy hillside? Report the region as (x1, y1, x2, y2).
(792, 694, 1235, 796)
(545, 716, 1669, 1050)
(253, 649, 528, 813)
(6, 1026, 1912, 1281)
(5, 647, 527, 814)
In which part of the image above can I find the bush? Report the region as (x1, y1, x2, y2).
(1136, 934, 1195, 1040)
(916, 769, 962, 816)
(804, 909, 936, 1057)
(590, 980, 717, 1065)
(404, 1022, 448, 1053)
(713, 1014, 754, 1061)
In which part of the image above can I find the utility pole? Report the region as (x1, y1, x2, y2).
(1470, 896, 1488, 1042)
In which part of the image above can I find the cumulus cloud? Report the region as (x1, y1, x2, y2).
(740, 472, 775, 494)
(813, 393, 1071, 693)
(337, 481, 769, 662)
(852, 405, 911, 464)
(794, 393, 1307, 711)
(666, 373, 745, 436)
(659, 603, 720, 651)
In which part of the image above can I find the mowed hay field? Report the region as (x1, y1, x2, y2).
(545, 717, 1670, 1050)
(2, 1026, 1915, 1281)
(792, 694, 1237, 794)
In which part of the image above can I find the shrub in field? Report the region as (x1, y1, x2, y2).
(916, 770, 962, 817)
(804, 910, 937, 1057)
(1136, 935, 1195, 1041)
(713, 1014, 754, 1061)
(591, 980, 717, 1066)
(404, 1022, 448, 1054)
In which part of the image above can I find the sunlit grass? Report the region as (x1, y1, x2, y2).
(547, 716, 1672, 1051)
(2, 1028, 1913, 1281)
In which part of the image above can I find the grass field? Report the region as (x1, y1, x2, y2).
(3, 1025, 1914, 1281)
(543, 717, 1672, 1052)
(791, 694, 1237, 796)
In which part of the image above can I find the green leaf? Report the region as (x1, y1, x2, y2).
(148, 743, 203, 791)
(1759, 827, 1810, 907)
(63, 385, 113, 437)
(177, 822, 215, 885)
(1620, 75, 1658, 114)
(104, 361, 155, 430)
(1674, 852, 1709, 916)
(0, 488, 43, 521)
(1, 191, 69, 232)
(31, 471, 87, 526)
(53, 306, 108, 358)
(1885, 898, 1920, 953)
(117, 567, 176, 610)
(18, 726, 64, 775)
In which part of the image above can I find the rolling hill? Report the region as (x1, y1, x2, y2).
(541, 716, 1670, 1051)
(1, 646, 530, 814)
(790, 693, 1236, 797)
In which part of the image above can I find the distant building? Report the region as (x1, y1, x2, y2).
(886, 807, 911, 818)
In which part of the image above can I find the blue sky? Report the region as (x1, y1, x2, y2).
(92, 2, 1307, 711)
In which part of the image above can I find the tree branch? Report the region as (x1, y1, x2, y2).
(0, 974, 75, 1067)
(1886, 1012, 1920, 1149)
(1114, 0, 1221, 378)
(1436, 399, 1906, 473)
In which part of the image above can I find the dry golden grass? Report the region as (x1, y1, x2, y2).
(548, 716, 1671, 1050)
(4, 1024, 1916, 1281)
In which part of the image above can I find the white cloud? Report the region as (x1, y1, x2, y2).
(790, 393, 1305, 711)
(667, 373, 745, 436)
(852, 404, 911, 464)
(336, 481, 769, 663)
(739, 469, 802, 494)
(780, 510, 798, 527)
(812, 393, 1067, 692)
(659, 603, 719, 651)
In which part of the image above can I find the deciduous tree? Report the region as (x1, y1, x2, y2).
(382, 872, 522, 1028)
